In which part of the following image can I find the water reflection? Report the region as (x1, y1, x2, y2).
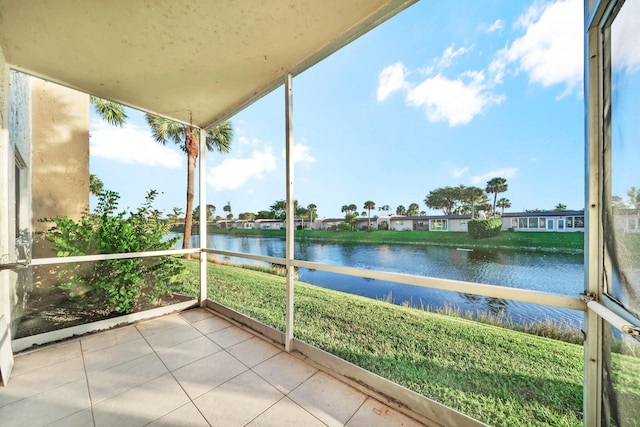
(172, 233, 584, 328)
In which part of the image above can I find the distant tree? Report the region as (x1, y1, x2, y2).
(344, 212, 359, 231)
(485, 177, 508, 217)
(341, 204, 358, 214)
(238, 212, 256, 221)
(296, 206, 309, 228)
(554, 203, 567, 211)
(611, 195, 627, 209)
(167, 207, 184, 224)
(424, 187, 460, 215)
(497, 198, 512, 216)
(627, 186, 640, 208)
(407, 203, 420, 216)
(363, 200, 375, 228)
(378, 204, 391, 215)
(256, 210, 274, 219)
(270, 200, 287, 220)
(419, 210, 426, 216)
(461, 186, 487, 217)
(223, 202, 232, 220)
(89, 174, 104, 196)
(307, 204, 317, 225)
(192, 205, 215, 222)
(396, 205, 406, 215)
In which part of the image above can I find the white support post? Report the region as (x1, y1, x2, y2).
(583, 4, 604, 424)
(284, 73, 295, 352)
(199, 127, 207, 306)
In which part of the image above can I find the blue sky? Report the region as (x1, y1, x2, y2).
(89, 0, 633, 219)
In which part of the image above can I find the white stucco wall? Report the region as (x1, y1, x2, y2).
(31, 77, 89, 258)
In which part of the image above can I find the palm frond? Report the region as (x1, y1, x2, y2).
(145, 113, 186, 150)
(205, 120, 233, 153)
(90, 96, 127, 126)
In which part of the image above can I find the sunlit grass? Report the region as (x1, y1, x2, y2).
(180, 259, 639, 426)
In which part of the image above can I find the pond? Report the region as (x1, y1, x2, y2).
(173, 233, 585, 329)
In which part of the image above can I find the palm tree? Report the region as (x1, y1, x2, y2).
(463, 186, 487, 218)
(554, 203, 567, 211)
(363, 201, 375, 228)
(485, 177, 508, 217)
(396, 205, 406, 215)
(223, 202, 232, 220)
(496, 198, 512, 216)
(378, 204, 391, 215)
(407, 203, 420, 216)
(307, 203, 317, 227)
(90, 96, 127, 126)
(146, 114, 233, 249)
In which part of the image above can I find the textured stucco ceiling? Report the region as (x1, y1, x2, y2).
(0, 0, 415, 128)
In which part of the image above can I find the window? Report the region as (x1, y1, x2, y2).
(518, 218, 527, 228)
(539, 218, 546, 229)
(574, 216, 584, 228)
(528, 218, 538, 228)
(567, 217, 574, 228)
(430, 219, 448, 231)
(511, 218, 518, 228)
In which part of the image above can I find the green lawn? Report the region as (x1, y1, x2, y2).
(180, 259, 640, 427)
(208, 228, 584, 252)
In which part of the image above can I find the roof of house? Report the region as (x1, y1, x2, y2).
(502, 210, 585, 218)
(0, 0, 415, 128)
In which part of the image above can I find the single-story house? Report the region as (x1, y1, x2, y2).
(501, 210, 585, 232)
(254, 219, 285, 230)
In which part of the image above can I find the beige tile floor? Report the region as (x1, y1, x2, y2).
(0, 308, 428, 427)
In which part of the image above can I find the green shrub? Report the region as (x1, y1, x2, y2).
(336, 222, 351, 232)
(468, 218, 503, 239)
(41, 190, 186, 314)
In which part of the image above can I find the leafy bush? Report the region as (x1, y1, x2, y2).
(336, 222, 351, 232)
(41, 190, 186, 314)
(468, 218, 503, 239)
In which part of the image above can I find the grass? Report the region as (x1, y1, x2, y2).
(180, 258, 640, 427)
(208, 228, 585, 252)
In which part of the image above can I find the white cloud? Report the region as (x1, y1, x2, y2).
(438, 44, 470, 68)
(90, 122, 182, 168)
(487, 19, 505, 33)
(281, 143, 316, 164)
(505, 0, 583, 94)
(376, 62, 409, 102)
(207, 146, 276, 191)
(378, 45, 504, 127)
(470, 167, 518, 185)
(406, 71, 505, 127)
(612, 0, 640, 73)
(451, 167, 469, 178)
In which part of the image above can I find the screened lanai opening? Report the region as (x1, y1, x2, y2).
(2, 0, 640, 426)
